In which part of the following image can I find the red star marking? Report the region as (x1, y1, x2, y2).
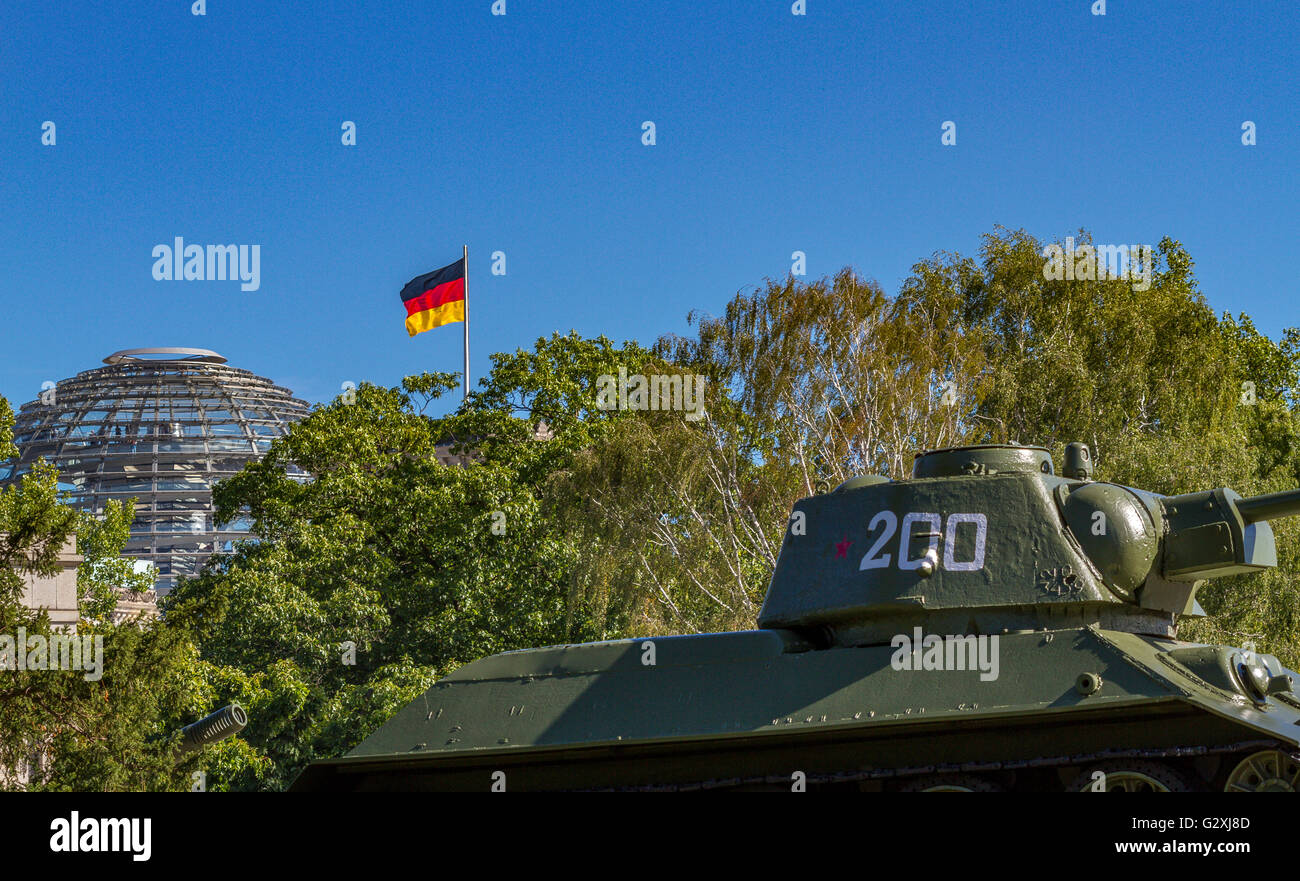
(835, 535, 852, 558)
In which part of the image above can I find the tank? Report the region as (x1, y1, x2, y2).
(290, 443, 1300, 792)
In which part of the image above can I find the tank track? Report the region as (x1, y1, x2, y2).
(583, 738, 1300, 791)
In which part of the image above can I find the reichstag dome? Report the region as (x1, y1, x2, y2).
(0, 348, 309, 594)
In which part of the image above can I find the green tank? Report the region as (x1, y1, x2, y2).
(290, 443, 1300, 792)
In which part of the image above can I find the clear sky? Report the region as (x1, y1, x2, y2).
(2, 0, 1296, 415)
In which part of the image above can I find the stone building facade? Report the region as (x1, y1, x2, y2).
(17, 538, 82, 627)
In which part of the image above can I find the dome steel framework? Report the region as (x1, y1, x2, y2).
(1, 348, 309, 594)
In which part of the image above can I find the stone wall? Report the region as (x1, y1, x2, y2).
(18, 538, 82, 627)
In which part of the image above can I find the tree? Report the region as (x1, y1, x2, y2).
(164, 334, 661, 789)
(0, 427, 216, 791)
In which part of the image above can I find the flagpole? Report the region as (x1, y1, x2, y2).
(463, 244, 470, 402)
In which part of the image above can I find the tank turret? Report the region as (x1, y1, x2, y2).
(758, 443, 1300, 645)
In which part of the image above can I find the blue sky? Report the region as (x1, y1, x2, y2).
(1, 0, 1296, 415)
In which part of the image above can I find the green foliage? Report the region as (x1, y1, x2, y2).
(166, 333, 659, 789)
(552, 383, 782, 635)
(0, 413, 213, 791)
(661, 268, 989, 484)
(944, 230, 1235, 451)
(0, 398, 14, 464)
(76, 500, 154, 623)
(11, 226, 1300, 791)
(0, 462, 78, 601)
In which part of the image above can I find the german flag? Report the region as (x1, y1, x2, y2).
(401, 257, 466, 337)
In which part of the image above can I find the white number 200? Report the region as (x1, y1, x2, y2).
(859, 511, 987, 572)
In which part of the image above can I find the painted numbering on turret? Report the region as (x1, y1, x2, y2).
(859, 511, 988, 572)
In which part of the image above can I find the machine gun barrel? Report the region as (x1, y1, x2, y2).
(176, 703, 247, 760)
(1234, 488, 1300, 524)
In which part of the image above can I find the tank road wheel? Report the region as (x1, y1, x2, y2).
(1224, 750, 1300, 792)
(897, 774, 1003, 792)
(1069, 761, 1195, 792)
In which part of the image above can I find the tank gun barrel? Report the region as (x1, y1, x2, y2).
(1233, 488, 1300, 524)
(176, 703, 247, 761)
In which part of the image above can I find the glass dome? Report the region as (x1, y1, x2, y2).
(1, 348, 309, 594)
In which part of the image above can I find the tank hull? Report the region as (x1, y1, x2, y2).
(290, 627, 1300, 791)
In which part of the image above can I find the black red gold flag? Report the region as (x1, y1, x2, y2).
(401, 257, 466, 337)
